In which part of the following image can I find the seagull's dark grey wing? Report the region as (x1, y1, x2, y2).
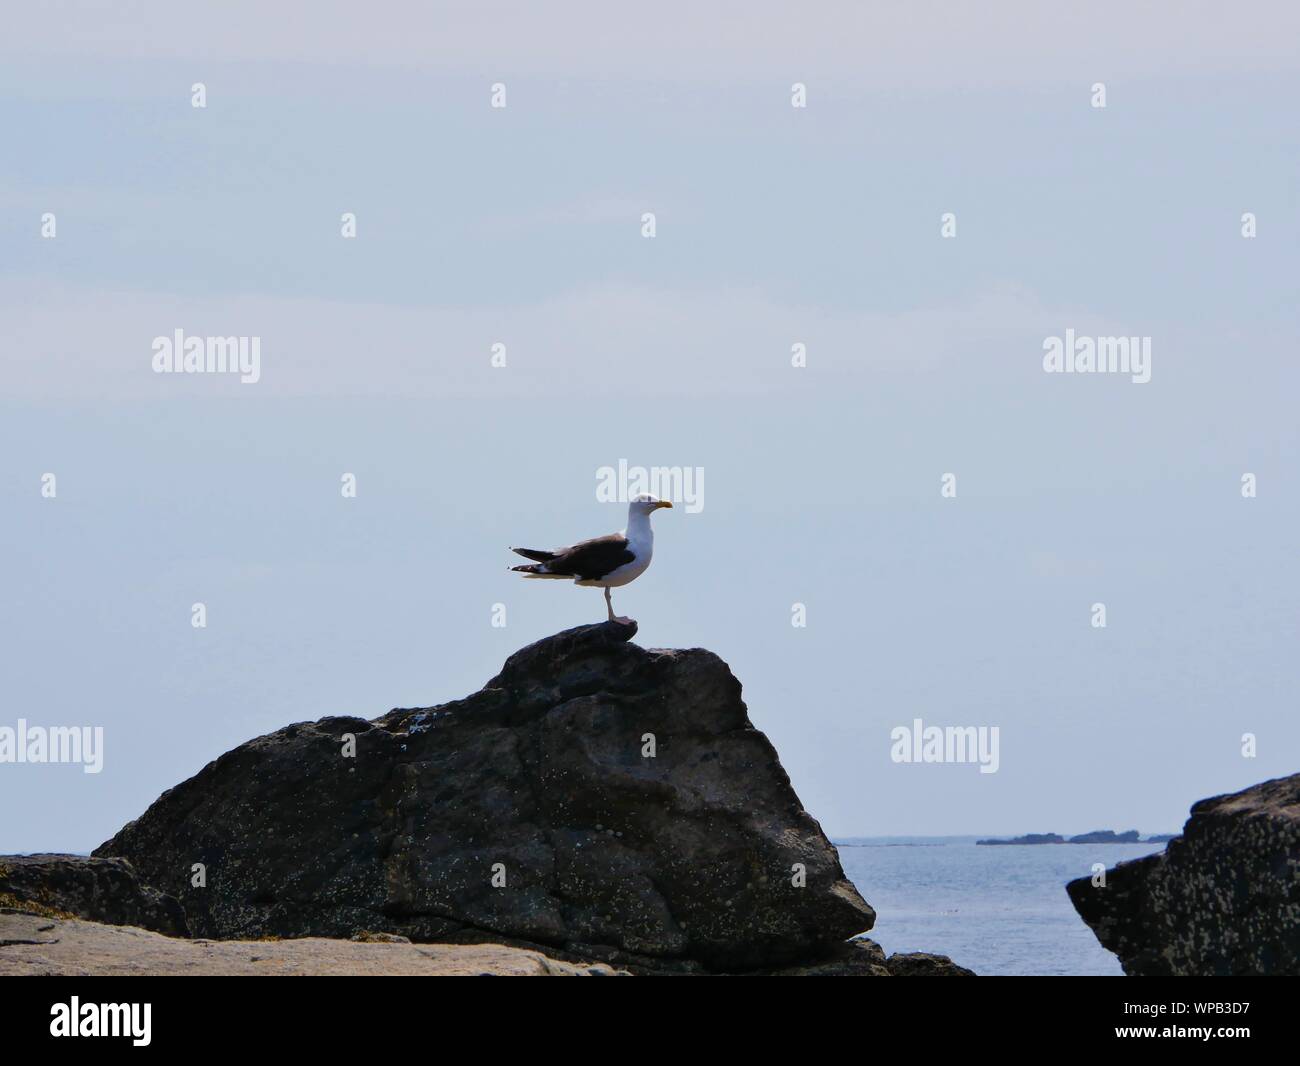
(510, 546, 558, 562)
(541, 533, 634, 581)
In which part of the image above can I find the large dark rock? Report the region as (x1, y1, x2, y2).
(0, 854, 187, 936)
(96, 622, 876, 970)
(1067, 774, 1300, 975)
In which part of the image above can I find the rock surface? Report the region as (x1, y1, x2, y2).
(0, 912, 623, 976)
(96, 622, 877, 970)
(0, 854, 187, 936)
(1067, 773, 1300, 975)
(880, 950, 977, 976)
(769, 939, 975, 976)
(0, 908, 971, 977)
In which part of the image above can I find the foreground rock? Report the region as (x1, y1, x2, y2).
(0, 909, 969, 977)
(1067, 774, 1300, 975)
(770, 939, 974, 976)
(0, 912, 622, 976)
(97, 623, 880, 971)
(0, 854, 186, 936)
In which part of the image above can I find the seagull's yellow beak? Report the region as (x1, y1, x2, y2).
(655, 500, 673, 509)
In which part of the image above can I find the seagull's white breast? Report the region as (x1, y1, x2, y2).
(583, 523, 652, 588)
(596, 550, 652, 588)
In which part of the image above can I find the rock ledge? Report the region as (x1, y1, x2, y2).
(1067, 773, 1300, 975)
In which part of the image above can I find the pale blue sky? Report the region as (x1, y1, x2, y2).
(2, 2, 1297, 853)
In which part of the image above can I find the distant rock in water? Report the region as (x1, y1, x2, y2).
(976, 833, 1065, 845)
(1067, 774, 1300, 975)
(977, 829, 1161, 845)
(95, 622, 916, 972)
(1067, 829, 1141, 844)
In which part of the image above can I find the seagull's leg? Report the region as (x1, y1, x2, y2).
(605, 586, 633, 626)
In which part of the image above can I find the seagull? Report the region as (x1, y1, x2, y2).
(509, 494, 673, 625)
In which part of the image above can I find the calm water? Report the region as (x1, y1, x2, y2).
(835, 836, 1168, 976)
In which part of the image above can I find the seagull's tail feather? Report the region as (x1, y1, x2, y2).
(510, 547, 558, 562)
(510, 563, 568, 579)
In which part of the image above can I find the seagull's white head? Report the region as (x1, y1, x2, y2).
(629, 493, 673, 517)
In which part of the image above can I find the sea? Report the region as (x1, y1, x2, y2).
(834, 836, 1169, 976)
